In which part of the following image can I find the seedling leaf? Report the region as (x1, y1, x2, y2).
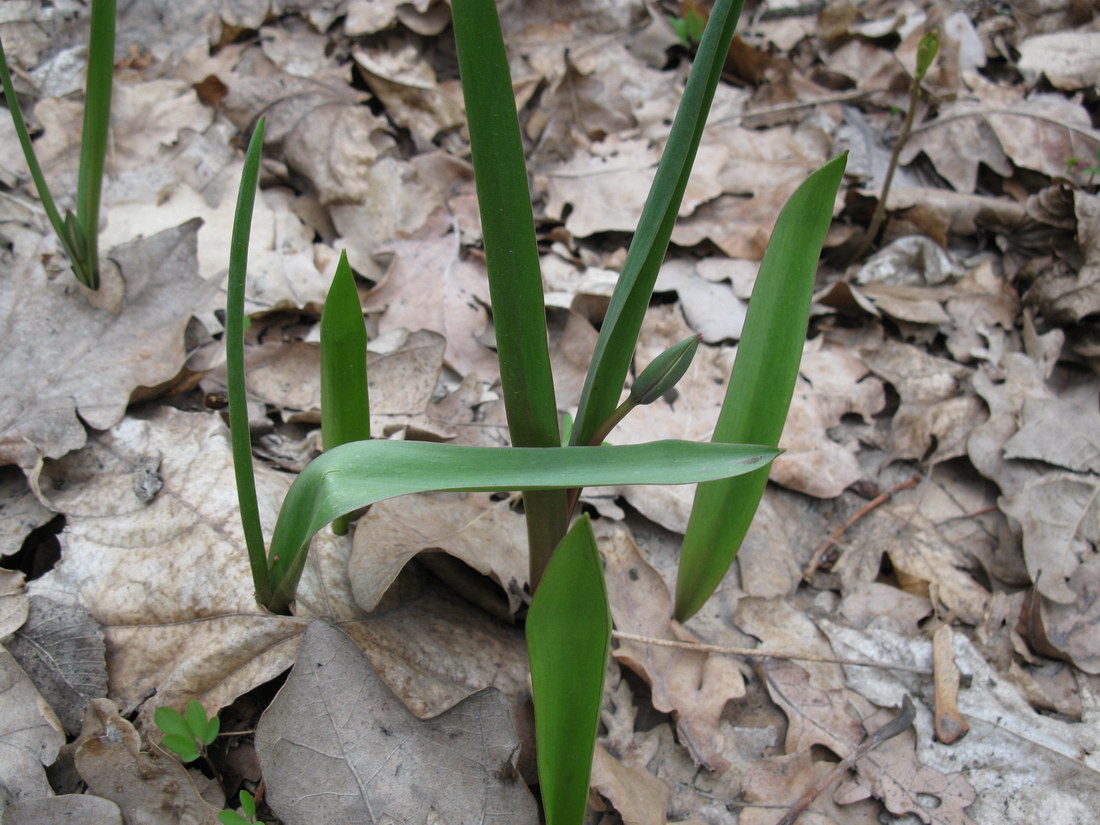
(162, 733, 200, 763)
(154, 706, 191, 740)
(527, 515, 610, 825)
(675, 152, 848, 620)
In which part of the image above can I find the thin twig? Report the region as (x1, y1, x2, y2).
(611, 630, 930, 674)
(773, 696, 917, 825)
(804, 473, 921, 579)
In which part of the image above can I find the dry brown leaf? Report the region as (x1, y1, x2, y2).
(601, 521, 744, 773)
(74, 699, 221, 825)
(365, 211, 499, 380)
(27, 406, 529, 725)
(348, 492, 528, 614)
(1022, 557, 1100, 674)
(761, 659, 977, 825)
(739, 751, 881, 825)
(0, 467, 53, 557)
(1017, 31, 1100, 90)
(1003, 376, 1100, 473)
(1000, 472, 1100, 605)
(655, 259, 749, 343)
(591, 744, 670, 825)
(0, 570, 28, 638)
(901, 80, 1100, 193)
(0, 644, 65, 813)
(1025, 191, 1100, 325)
(6, 595, 107, 736)
(255, 621, 538, 825)
(0, 794, 123, 825)
(0, 220, 215, 469)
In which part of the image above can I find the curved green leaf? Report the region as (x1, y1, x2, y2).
(527, 515, 610, 825)
(675, 152, 848, 621)
(264, 439, 777, 613)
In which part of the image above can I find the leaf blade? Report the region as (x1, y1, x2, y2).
(675, 152, 848, 620)
(264, 439, 778, 612)
(527, 515, 610, 825)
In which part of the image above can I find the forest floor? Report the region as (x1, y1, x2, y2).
(2, 1, 1100, 824)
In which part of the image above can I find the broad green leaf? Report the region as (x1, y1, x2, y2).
(263, 439, 777, 613)
(451, 0, 568, 584)
(527, 515, 610, 825)
(184, 700, 208, 738)
(162, 733, 200, 762)
(675, 152, 847, 620)
(570, 0, 746, 448)
(154, 707, 191, 740)
(73, 0, 116, 290)
(225, 119, 271, 606)
(239, 791, 256, 820)
(218, 812, 251, 825)
(320, 250, 370, 535)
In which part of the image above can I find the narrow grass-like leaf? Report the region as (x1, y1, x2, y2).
(451, 0, 568, 585)
(225, 118, 270, 607)
(263, 439, 778, 613)
(320, 250, 370, 535)
(73, 0, 116, 290)
(570, 0, 746, 448)
(675, 152, 847, 621)
(0, 38, 72, 269)
(527, 514, 610, 825)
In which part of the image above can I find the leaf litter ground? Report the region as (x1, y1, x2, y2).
(2, 1, 1100, 823)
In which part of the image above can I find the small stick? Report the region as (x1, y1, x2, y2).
(803, 473, 921, 579)
(611, 630, 930, 675)
(773, 696, 917, 825)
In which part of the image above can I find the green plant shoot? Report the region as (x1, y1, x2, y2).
(0, 0, 115, 289)
(155, 700, 219, 764)
(219, 791, 259, 825)
(320, 250, 370, 535)
(675, 153, 848, 620)
(526, 515, 610, 825)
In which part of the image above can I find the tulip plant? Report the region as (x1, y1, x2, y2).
(225, 0, 846, 822)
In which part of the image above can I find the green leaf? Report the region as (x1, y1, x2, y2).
(73, 0, 116, 290)
(239, 790, 256, 820)
(263, 439, 778, 613)
(570, 0, 746, 449)
(162, 733, 200, 762)
(218, 810, 252, 825)
(915, 30, 940, 82)
(154, 706, 191, 739)
(184, 700, 207, 735)
(527, 515, 610, 825)
(451, 0, 568, 585)
(225, 118, 271, 607)
(675, 152, 847, 621)
(320, 250, 370, 535)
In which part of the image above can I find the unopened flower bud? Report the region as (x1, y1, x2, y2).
(629, 334, 702, 405)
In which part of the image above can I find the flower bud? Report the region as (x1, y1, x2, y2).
(629, 334, 702, 405)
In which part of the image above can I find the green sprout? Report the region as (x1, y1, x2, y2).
(219, 790, 260, 825)
(154, 700, 220, 764)
(670, 6, 707, 49)
(0, 0, 115, 289)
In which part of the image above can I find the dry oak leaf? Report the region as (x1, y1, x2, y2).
(349, 492, 529, 615)
(256, 621, 538, 825)
(0, 466, 53, 557)
(760, 659, 977, 825)
(0, 220, 215, 469)
(0, 570, 29, 638)
(1025, 190, 1100, 325)
(1017, 31, 1100, 90)
(591, 743, 671, 825)
(1022, 555, 1100, 674)
(900, 78, 1100, 194)
(739, 751, 881, 825)
(27, 406, 530, 726)
(1003, 373, 1100, 474)
(1000, 472, 1100, 605)
(74, 698, 220, 825)
(600, 521, 744, 773)
(365, 210, 498, 380)
(0, 644, 65, 813)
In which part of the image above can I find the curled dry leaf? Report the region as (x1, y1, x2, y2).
(1025, 191, 1100, 325)
(0, 645, 65, 811)
(0, 466, 54, 557)
(591, 743, 671, 825)
(1019, 557, 1100, 674)
(0, 220, 215, 469)
(256, 621, 538, 825)
(74, 699, 221, 825)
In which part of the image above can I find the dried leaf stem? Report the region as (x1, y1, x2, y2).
(611, 631, 931, 675)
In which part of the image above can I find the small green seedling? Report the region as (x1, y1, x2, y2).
(219, 790, 260, 825)
(154, 700, 220, 764)
(1067, 146, 1100, 187)
(671, 5, 707, 49)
